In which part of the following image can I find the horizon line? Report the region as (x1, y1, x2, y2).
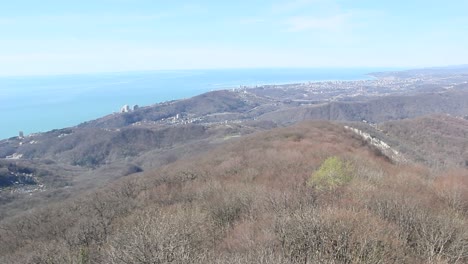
(0, 65, 433, 78)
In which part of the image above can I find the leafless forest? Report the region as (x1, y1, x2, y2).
(1, 122, 466, 263)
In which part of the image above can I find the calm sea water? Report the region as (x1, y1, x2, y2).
(0, 68, 382, 140)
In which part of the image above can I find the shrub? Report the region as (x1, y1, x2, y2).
(365, 192, 468, 263)
(106, 207, 209, 264)
(433, 170, 468, 213)
(204, 183, 254, 229)
(274, 208, 406, 263)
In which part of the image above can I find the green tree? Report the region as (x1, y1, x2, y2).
(308, 156, 353, 190)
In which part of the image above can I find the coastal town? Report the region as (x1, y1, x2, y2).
(244, 71, 468, 102)
(115, 71, 468, 128)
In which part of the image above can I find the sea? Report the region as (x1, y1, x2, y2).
(0, 68, 384, 140)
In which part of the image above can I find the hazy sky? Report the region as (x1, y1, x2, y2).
(1, 0, 468, 76)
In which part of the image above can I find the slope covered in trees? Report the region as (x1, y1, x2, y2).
(379, 115, 468, 168)
(1, 121, 466, 263)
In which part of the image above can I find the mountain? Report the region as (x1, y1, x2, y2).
(1, 68, 468, 218)
(1, 120, 467, 263)
(258, 89, 468, 124)
(0, 66, 467, 263)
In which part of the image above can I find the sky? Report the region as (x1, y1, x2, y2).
(1, 0, 468, 76)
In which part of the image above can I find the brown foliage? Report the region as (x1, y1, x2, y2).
(1, 121, 467, 263)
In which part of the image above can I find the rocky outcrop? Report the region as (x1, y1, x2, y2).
(344, 125, 406, 164)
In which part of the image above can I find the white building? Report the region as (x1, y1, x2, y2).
(121, 105, 131, 113)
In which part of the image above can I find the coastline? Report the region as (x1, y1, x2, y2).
(0, 68, 384, 140)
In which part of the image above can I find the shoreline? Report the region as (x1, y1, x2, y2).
(0, 69, 379, 140)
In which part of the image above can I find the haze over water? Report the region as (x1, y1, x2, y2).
(1, 68, 381, 140)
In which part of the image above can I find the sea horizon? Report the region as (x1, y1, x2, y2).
(1, 67, 397, 140)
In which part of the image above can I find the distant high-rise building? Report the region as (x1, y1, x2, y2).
(120, 105, 130, 113)
(19, 131, 24, 138)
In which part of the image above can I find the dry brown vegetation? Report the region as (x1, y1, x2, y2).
(379, 115, 468, 168)
(0, 121, 467, 263)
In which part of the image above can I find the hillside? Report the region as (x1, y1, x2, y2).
(0, 121, 466, 263)
(0, 122, 272, 220)
(0, 67, 467, 263)
(3, 0, 468, 260)
(1, 71, 468, 221)
(378, 115, 468, 168)
(258, 89, 468, 125)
